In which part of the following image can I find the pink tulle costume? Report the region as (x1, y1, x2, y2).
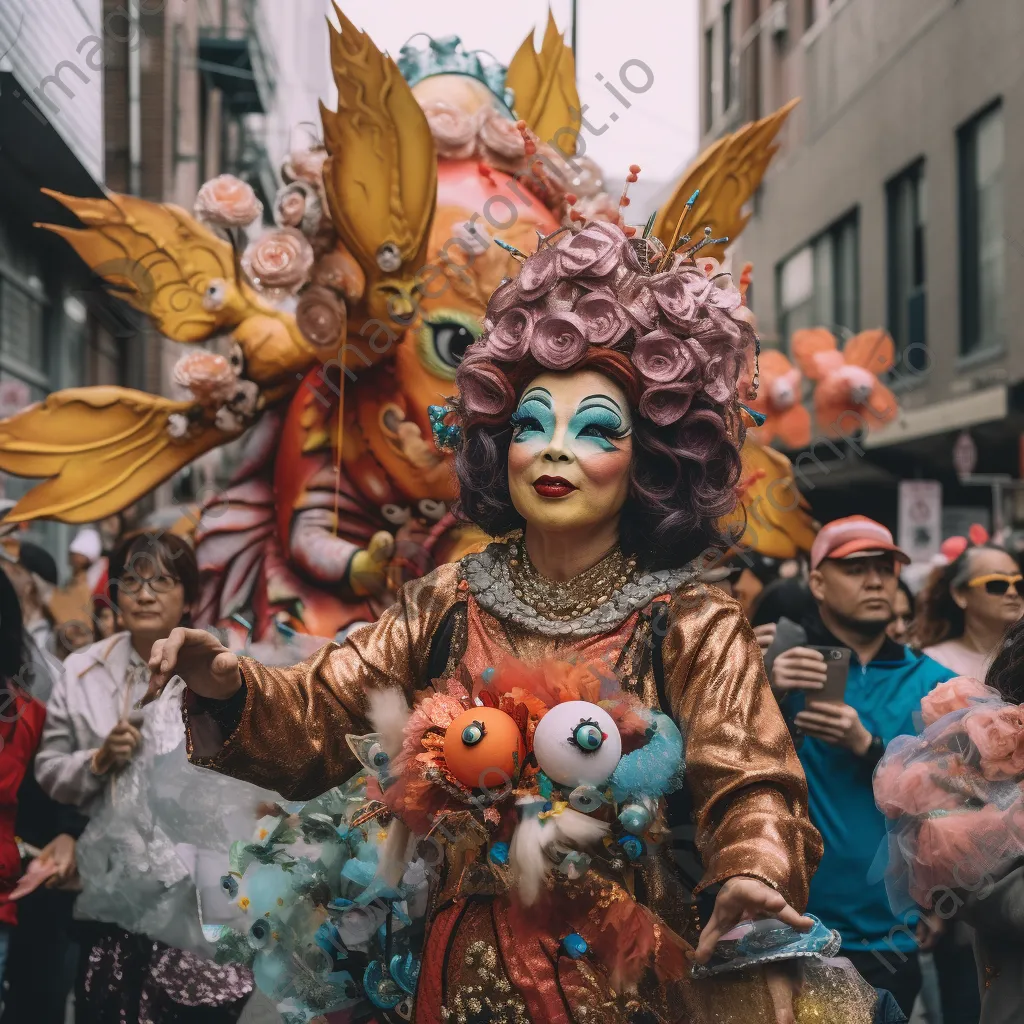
(873, 676, 1024, 910)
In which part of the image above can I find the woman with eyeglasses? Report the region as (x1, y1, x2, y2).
(915, 540, 1024, 679)
(34, 531, 253, 1024)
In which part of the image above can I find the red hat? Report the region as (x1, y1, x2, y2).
(810, 515, 910, 571)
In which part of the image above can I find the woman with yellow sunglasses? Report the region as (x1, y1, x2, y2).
(915, 539, 1024, 681)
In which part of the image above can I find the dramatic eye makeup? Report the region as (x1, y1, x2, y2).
(510, 387, 554, 443)
(568, 395, 631, 452)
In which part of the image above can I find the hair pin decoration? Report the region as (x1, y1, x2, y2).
(494, 238, 528, 264)
(428, 404, 462, 451)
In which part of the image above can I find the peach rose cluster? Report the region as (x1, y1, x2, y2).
(458, 221, 751, 428)
(241, 228, 314, 298)
(194, 175, 263, 228)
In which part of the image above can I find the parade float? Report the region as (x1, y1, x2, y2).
(0, 6, 813, 639)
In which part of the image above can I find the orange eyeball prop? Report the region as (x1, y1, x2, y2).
(443, 707, 526, 791)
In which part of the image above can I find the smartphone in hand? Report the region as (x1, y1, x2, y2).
(805, 646, 851, 704)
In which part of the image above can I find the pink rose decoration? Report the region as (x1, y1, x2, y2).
(632, 330, 703, 385)
(283, 147, 328, 186)
(530, 312, 588, 370)
(617, 278, 660, 331)
(275, 184, 307, 228)
(241, 228, 314, 298)
(873, 758, 962, 818)
(649, 271, 701, 327)
(172, 351, 236, 407)
(637, 383, 697, 426)
(487, 308, 535, 362)
(456, 354, 514, 421)
(478, 109, 525, 170)
(517, 246, 561, 301)
(486, 278, 521, 318)
(312, 247, 366, 304)
(965, 705, 1024, 781)
(557, 221, 625, 278)
(574, 292, 629, 345)
(920, 676, 994, 727)
(194, 174, 263, 228)
(296, 285, 347, 350)
(421, 101, 479, 160)
(702, 352, 739, 404)
(274, 181, 322, 235)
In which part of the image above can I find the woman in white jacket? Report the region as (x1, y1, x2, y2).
(35, 531, 253, 1024)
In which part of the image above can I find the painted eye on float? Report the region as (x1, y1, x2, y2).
(381, 503, 411, 526)
(414, 309, 480, 380)
(570, 719, 605, 753)
(461, 720, 486, 746)
(228, 342, 245, 376)
(367, 742, 389, 770)
(203, 278, 228, 311)
(532, 701, 622, 788)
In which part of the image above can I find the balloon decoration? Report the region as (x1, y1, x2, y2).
(790, 327, 899, 438)
(746, 349, 811, 449)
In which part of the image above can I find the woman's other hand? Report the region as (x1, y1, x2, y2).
(38, 833, 78, 887)
(91, 720, 142, 774)
(143, 627, 242, 705)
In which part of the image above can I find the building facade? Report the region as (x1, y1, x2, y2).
(700, 0, 1024, 538)
(0, 0, 120, 559)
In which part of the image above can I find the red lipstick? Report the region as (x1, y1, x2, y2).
(533, 476, 577, 498)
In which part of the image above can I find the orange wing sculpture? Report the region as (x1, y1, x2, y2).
(791, 327, 899, 437)
(724, 439, 818, 559)
(746, 349, 812, 450)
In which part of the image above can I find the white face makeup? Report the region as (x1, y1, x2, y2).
(506, 370, 633, 535)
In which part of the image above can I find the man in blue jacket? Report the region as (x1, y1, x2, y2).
(769, 516, 954, 1017)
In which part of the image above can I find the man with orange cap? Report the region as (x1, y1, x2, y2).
(769, 515, 954, 1017)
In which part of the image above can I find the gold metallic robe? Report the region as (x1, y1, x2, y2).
(186, 559, 823, 1022)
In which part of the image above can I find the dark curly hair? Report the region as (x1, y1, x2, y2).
(913, 544, 1010, 649)
(987, 616, 1024, 704)
(452, 223, 752, 571)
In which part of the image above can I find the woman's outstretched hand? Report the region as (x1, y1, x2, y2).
(692, 875, 813, 965)
(141, 627, 242, 706)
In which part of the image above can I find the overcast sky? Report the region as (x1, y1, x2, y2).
(324, 0, 701, 199)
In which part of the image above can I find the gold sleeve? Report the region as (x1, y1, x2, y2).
(661, 584, 822, 909)
(185, 562, 461, 799)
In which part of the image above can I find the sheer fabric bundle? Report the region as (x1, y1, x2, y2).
(873, 676, 1024, 910)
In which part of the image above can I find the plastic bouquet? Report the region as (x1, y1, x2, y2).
(873, 676, 1024, 909)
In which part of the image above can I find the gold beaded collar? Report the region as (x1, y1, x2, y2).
(462, 540, 696, 638)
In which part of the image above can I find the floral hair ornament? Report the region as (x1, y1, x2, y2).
(428, 404, 462, 451)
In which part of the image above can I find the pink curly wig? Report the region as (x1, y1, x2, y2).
(452, 223, 757, 570)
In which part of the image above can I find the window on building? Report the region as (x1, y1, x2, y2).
(958, 102, 1004, 355)
(722, 1, 734, 112)
(805, 0, 816, 31)
(886, 160, 927, 371)
(704, 26, 715, 132)
(776, 211, 860, 347)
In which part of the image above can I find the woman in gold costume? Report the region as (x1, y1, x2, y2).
(146, 222, 836, 1023)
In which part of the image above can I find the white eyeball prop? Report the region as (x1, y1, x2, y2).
(532, 701, 621, 787)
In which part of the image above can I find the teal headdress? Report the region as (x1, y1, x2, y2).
(396, 34, 515, 113)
